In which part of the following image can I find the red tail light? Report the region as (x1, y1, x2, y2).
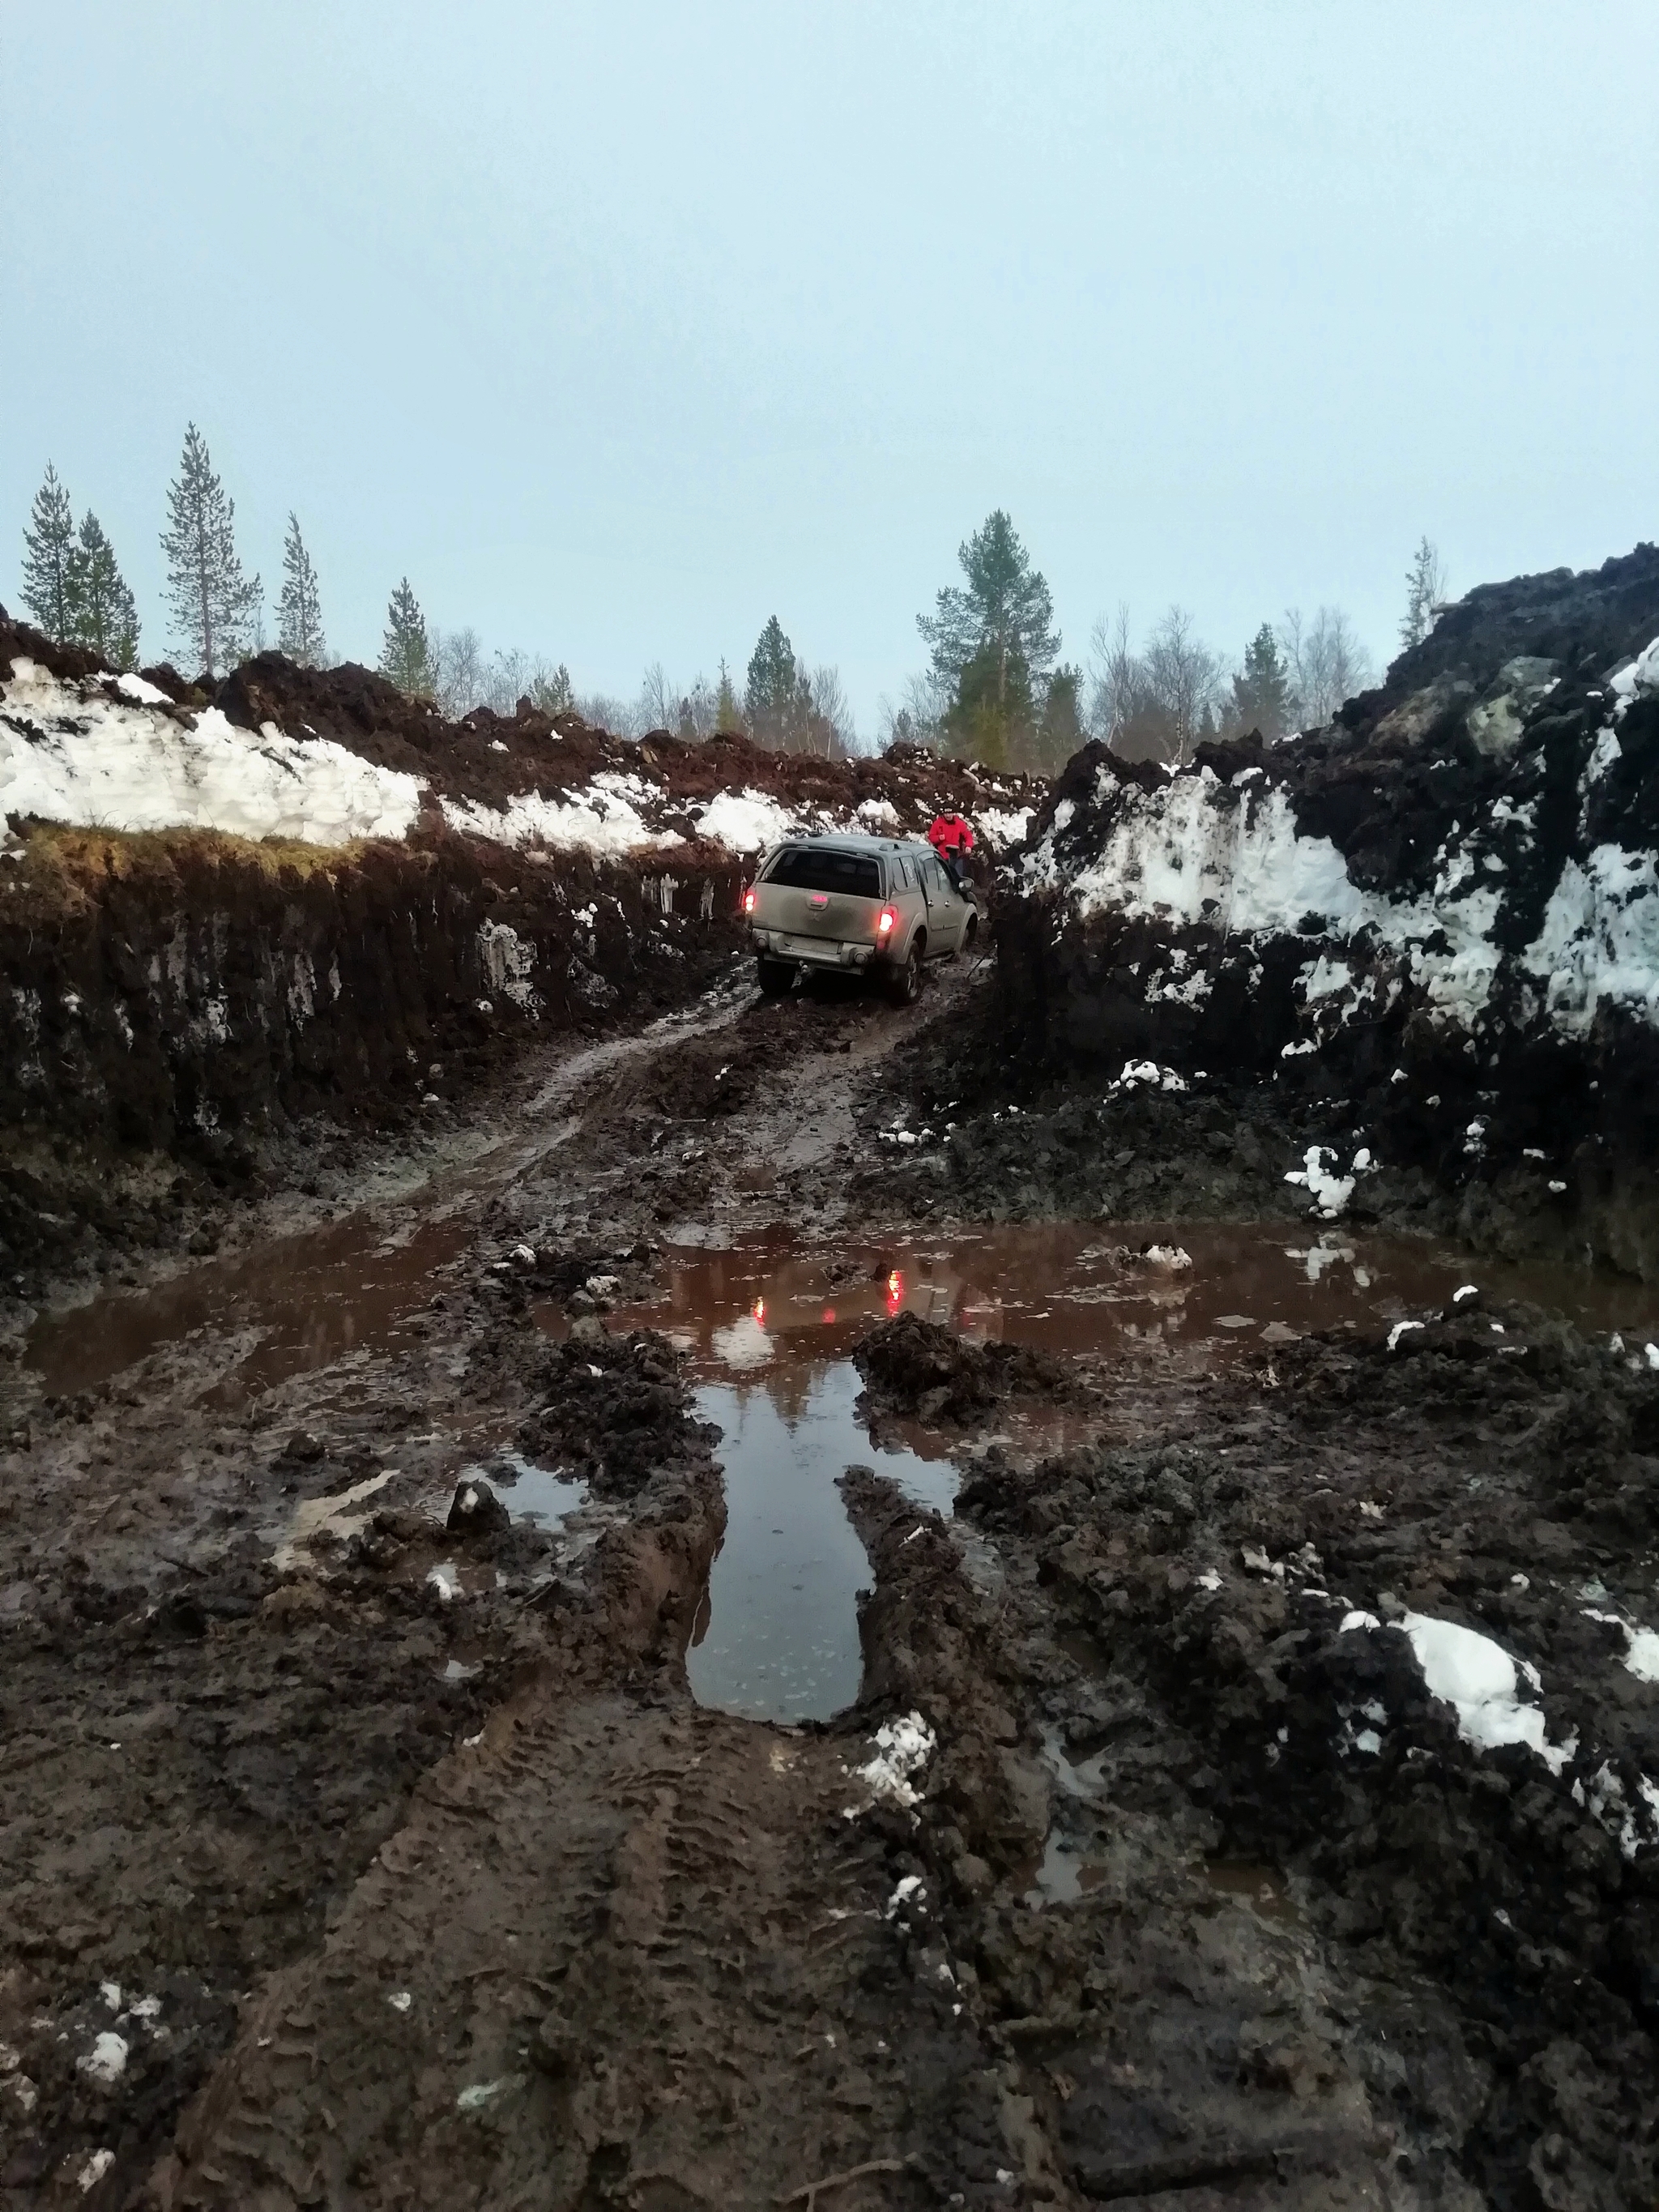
(743, 886, 756, 914)
(876, 905, 897, 936)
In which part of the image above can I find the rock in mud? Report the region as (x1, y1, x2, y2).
(446, 1476, 511, 1535)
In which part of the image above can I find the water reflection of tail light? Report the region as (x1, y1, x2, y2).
(876, 905, 897, 936)
(885, 1269, 904, 1316)
(752, 1296, 766, 1324)
(822, 1307, 836, 1325)
(742, 886, 756, 914)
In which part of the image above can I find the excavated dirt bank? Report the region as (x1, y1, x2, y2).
(1, 604, 1039, 1303)
(970, 546, 1659, 1279)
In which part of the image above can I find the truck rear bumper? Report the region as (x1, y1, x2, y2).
(750, 929, 874, 969)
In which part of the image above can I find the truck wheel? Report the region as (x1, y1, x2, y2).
(886, 942, 923, 1006)
(756, 956, 795, 997)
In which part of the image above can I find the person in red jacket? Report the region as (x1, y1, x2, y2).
(928, 810, 975, 895)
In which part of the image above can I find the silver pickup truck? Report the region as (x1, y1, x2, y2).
(743, 835, 979, 1003)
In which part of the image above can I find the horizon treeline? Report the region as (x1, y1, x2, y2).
(14, 441, 1444, 768)
(881, 514, 1448, 773)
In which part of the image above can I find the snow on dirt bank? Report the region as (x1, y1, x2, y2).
(1, 646, 1038, 865)
(0, 659, 426, 848)
(992, 543, 1659, 1274)
(0, 608, 1043, 1274)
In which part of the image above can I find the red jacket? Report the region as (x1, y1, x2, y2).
(928, 813, 975, 856)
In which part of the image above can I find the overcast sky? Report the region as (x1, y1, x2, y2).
(6, 1, 1656, 732)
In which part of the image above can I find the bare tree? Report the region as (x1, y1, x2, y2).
(675, 675, 719, 741)
(1144, 604, 1223, 764)
(1278, 606, 1374, 728)
(1085, 603, 1145, 740)
(806, 664, 856, 756)
(575, 690, 637, 736)
(633, 662, 677, 732)
(430, 626, 485, 715)
(877, 669, 949, 751)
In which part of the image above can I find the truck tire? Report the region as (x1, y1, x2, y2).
(886, 941, 923, 1006)
(756, 955, 795, 996)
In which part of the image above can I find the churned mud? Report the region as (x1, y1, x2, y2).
(6, 949, 1659, 2207)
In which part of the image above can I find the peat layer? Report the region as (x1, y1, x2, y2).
(0, 606, 1037, 1301)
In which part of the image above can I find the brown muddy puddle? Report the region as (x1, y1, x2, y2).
(23, 1211, 469, 1399)
(28, 1207, 1659, 1731)
(615, 1223, 1659, 1729)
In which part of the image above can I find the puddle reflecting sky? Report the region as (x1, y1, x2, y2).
(687, 1366, 952, 1723)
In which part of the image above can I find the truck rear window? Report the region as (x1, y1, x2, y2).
(764, 848, 882, 898)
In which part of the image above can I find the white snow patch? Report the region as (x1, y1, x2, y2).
(441, 773, 678, 857)
(1, 661, 424, 844)
(1387, 1320, 1426, 1352)
(476, 920, 538, 1013)
(1522, 845, 1659, 1036)
(693, 787, 806, 854)
(885, 1874, 927, 1918)
(1284, 1145, 1355, 1218)
(78, 2031, 128, 2085)
(1350, 1612, 1575, 1774)
(1110, 1058, 1188, 1095)
(78, 2150, 115, 2192)
(1141, 1243, 1192, 1270)
(115, 672, 171, 705)
(1584, 1609, 1659, 1685)
(847, 1710, 936, 1812)
(975, 805, 1033, 848)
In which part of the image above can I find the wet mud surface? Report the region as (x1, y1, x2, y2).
(6, 955, 1659, 2206)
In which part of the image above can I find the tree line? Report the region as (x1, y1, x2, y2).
(378, 577, 856, 754)
(15, 438, 1444, 771)
(19, 429, 326, 680)
(882, 513, 1448, 772)
(15, 434, 860, 754)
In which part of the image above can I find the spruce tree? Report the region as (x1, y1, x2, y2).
(918, 512, 1059, 707)
(379, 579, 433, 695)
(714, 657, 741, 732)
(277, 513, 326, 666)
(160, 424, 262, 678)
(529, 663, 574, 713)
(65, 513, 140, 669)
(744, 617, 796, 734)
(20, 463, 77, 642)
(1230, 623, 1291, 739)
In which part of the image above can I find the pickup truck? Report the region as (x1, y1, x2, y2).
(743, 835, 979, 1004)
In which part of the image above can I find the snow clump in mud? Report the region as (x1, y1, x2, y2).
(1341, 1609, 1577, 1774)
(844, 1710, 937, 1813)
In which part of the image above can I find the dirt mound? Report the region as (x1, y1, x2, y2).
(853, 1310, 1071, 1424)
(967, 544, 1659, 1275)
(945, 1300, 1659, 2202)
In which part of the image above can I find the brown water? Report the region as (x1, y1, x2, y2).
(24, 1211, 469, 1399)
(28, 1203, 1659, 1728)
(616, 1223, 1659, 1726)
(614, 1219, 1659, 1383)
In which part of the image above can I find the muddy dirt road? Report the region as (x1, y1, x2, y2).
(5, 954, 1659, 2208)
